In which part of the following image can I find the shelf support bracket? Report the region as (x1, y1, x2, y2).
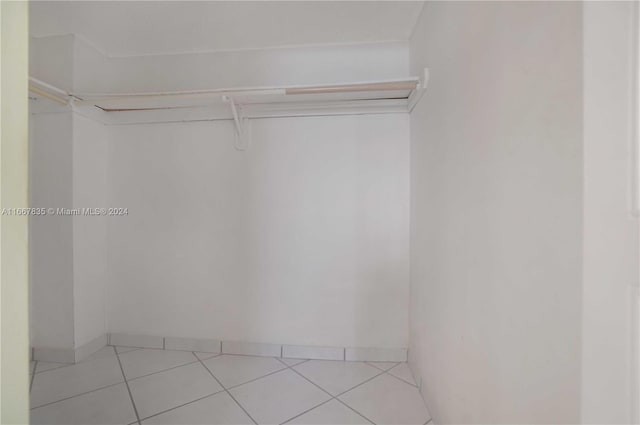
(408, 68, 429, 113)
(222, 95, 251, 151)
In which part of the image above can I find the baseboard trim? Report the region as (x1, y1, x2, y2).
(283, 344, 344, 361)
(166, 336, 221, 353)
(222, 341, 280, 357)
(106, 333, 407, 362)
(346, 347, 408, 362)
(75, 334, 108, 362)
(32, 346, 75, 364)
(32, 334, 108, 364)
(109, 333, 163, 349)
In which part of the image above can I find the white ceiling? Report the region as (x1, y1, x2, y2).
(30, 1, 424, 57)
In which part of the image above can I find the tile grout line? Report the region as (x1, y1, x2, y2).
(114, 346, 144, 355)
(197, 353, 222, 361)
(31, 352, 302, 413)
(414, 376, 432, 421)
(280, 358, 426, 423)
(275, 357, 377, 425)
(33, 348, 419, 424)
(385, 364, 420, 388)
(288, 369, 377, 424)
(122, 358, 206, 383)
(123, 354, 226, 422)
(381, 363, 431, 421)
(386, 372, 419, 388)
(29, 361, 37, 392)
(33, 362, 72, 375)
(33, 345, 147, 377)
(127, 360, 202, 382)
(113, 346, 142, 425)
(280, 397, 336, 425)
(292, 366, 380, 424)
(192, 352, 259, 425)
(136, 389, 227, 423)
(110, 345, 160, 351)
(224, 363, 293, 391)
(333, 398, 376, 425)
(30, 380, 125, 410)
(36, 348, 420, 424)
(365, 361, 398, 372)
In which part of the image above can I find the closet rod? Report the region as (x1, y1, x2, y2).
(285, 81, 417, 95)
(28, 77, 70, 105)
(69, 78, 420, 102)
(27, 76, 422, 110)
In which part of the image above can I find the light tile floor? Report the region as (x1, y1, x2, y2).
(30, 346, 432, 425)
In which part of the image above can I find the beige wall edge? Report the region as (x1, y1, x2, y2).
(1, 1, 30, 423)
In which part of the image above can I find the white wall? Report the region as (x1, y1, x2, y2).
(30, 34, 410, 94)
(30, 112, 75, 350)
(106, 41, 409, 93)
(107, 114, 410, 348)
(408, 2, 583, 423)
(29, 33, 412, 354)
(582, 2, 640, 423)
(30, 109, 108, 353)
(29, 35, 74, 92)
(72, 113, 108, 348)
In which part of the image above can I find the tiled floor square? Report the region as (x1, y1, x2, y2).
(118, 348, 197, 379)
(30, 383, 137, 425)
(365, 361, 399, 371)
(142, 391, 253, 424)
(115, 346, 141, 354)
(30, 355, 123, 408)
(388, 363, 417, 386)
(33, 347, 116, 377)
(194, 351, 220, 361)
(128, 361, 223, 419)
(293, 360, 381, 395)
(85, 346, 122, 362)
(280, 358, 307, 366)
(201, 354, 286, 388)
(35, 361, 68, 374)
(229, 369, 330, 424)
(286, 399, 371, 424)
(339, 373, 430, 425)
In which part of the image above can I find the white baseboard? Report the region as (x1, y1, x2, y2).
(33, 332, 408, 364)
(33, 334, 108, 364)
(283, 345, 344, 360)
(106, 333, 407, 362)
(222, 341, 281, 357)
(32, 346, 76, 364)
(346, 347, 407, 362)
(109, 333, 163, 349)
(165, 336, 221, 353)
(75, 334, 108, 362)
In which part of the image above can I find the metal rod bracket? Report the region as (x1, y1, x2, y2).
(222, 95, 250, 151)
